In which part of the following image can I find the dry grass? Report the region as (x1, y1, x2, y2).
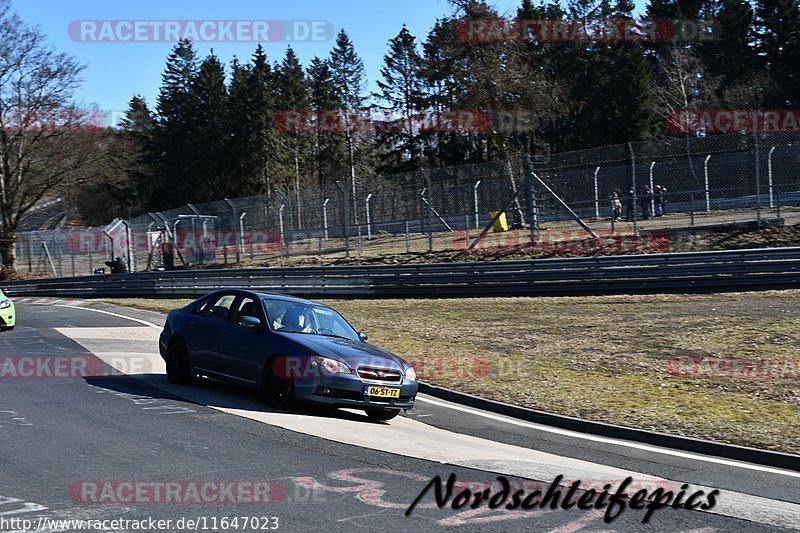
(97, 290, 800, 453)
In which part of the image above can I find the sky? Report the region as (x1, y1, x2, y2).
(11, 0, 529, 117)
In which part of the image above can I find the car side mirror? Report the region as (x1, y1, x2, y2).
(358, 331, 368, 342)
(239, 316, 261, 329)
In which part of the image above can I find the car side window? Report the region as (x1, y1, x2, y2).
(231, 297, 260, 326)
(200, 294, 236, 322)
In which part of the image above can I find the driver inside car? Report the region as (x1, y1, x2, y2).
(281, 306, 314, 333)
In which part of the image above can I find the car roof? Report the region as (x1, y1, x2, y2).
(200, 289, 319, 307)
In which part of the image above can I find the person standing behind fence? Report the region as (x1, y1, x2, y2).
(611, 190, 622, 221)
(658, 186, 667, 216)
(654, 185, 663, 216)
(625, 188, 635, 221)
(640, 186, 652, 220)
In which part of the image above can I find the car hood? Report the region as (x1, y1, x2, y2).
(285, 334, 407, 369)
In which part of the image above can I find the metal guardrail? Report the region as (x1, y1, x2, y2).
(4, 247, 800, 298)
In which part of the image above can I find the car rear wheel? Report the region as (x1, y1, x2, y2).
(166, 340, 193, 385)
(262, 361, 294, 409)
(365, 409, 399, 421)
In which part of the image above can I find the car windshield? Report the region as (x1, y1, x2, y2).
(262, 299, 360, 341)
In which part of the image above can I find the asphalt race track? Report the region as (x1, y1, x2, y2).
(1, 301, 799, 532)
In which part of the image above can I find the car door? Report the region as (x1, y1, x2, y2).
(220, 295, 268, 383)
(190, 292, 237, 377)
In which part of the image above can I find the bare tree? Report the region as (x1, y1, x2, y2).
(0, 0, 96, 268)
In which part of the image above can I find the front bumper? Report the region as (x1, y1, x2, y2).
(294, 375, 417, 410)
(0, 304, 15, 329)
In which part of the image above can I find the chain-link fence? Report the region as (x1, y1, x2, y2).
(14, 131, 800, 276)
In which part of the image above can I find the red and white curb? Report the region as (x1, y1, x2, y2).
(12, 297, 86, 307)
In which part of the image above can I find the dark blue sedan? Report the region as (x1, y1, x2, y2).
(159, 290, 417, 421)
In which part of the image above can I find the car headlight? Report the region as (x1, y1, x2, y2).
(0, 299, 11, 309)
(404, 366, 417, 381)
(310, 356, 351, 375)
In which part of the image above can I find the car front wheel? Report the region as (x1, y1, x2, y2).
(262, 360, 294, 409)
(165, 340, 193, 385)
(365, 409, 399, 421)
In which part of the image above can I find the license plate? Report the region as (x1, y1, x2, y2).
(366, 386, 400, 398)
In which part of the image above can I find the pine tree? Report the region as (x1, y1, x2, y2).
(152, 39, 199, 209)
(329, 29, 367, 223)
(307, 56, 346, 190)
(190, 52, 229, 201)
(275, 47, 311, 227)
(755, 0, 800, 104)
(374, 25, 426, 174)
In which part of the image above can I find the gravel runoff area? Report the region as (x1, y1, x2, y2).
(98, 289, 800, 455)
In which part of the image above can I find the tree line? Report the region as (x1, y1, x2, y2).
(110, 0, 798, 219)
(2, 0, 798, 268)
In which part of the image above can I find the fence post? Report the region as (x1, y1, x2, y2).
(239, 212, 247, 262)
(365, 193, 373, 240)
(649, 161, 655, 216)
(627, 142, 637, 234)
(424, 175, 433, 252)
(86, 229, 93, 274)
(336, 181, 350, 258)
(610, 196, 615, 233)
(473, 180, 481, 229)
(768, 146, 776, 208)
(704, 155, 711, 212)
(278, 203, 286, 259)
(323, 198, 330, 239)
(525, 155, 537, 246)
(357, 225, 363, 256)
(690, 192, 695, 227)
(223, 199, 240, 263)
(754, 131, 761, 227)
(27, 236, 33, 273)
(593, 166, 600, 219)
(464, 214, 470, 250)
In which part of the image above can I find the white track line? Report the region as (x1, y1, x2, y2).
(57, 303, 800, 479)
(416, 397, 800, 479)
(54, 304, 161, 329)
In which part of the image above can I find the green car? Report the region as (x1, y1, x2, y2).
(0, 289, 15, 331)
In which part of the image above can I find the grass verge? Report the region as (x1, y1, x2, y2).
(96, 290, 800, 454)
